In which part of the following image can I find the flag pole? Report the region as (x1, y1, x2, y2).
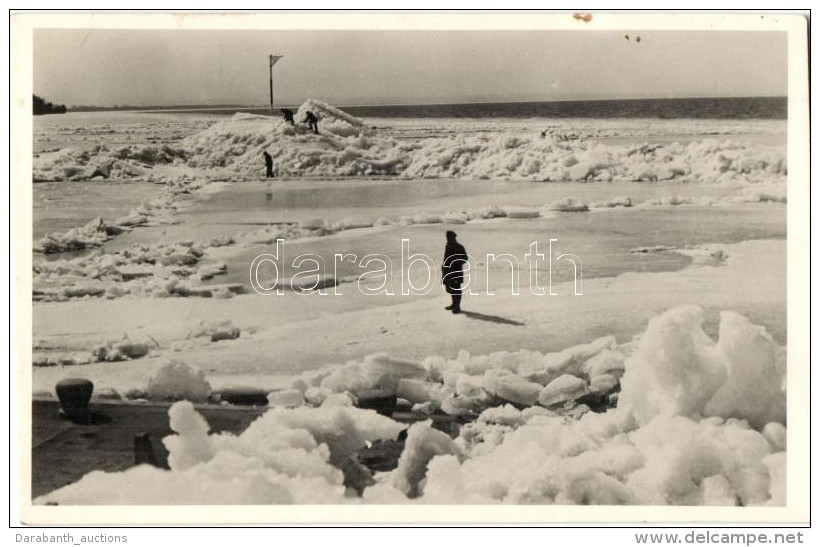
(268, 55, 283, 117)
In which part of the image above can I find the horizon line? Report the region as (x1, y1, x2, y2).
(63, 94, 788, 113)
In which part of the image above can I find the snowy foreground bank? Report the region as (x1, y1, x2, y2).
(35, 303, 785, 506)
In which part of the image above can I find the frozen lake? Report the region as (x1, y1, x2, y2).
(33, 175, 784, 293)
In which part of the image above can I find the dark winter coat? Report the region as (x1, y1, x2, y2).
(442, 240, 468, 287)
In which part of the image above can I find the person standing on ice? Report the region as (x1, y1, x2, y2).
(262, 151, 275, 178)
(281, 108, 295, 126)
(442, 230, 468, 314)
(304, 111, 319, 134)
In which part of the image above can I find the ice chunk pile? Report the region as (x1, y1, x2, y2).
(174, 101, 786, 185)
(33, 143, 186, 182)
(396, 134, 785, 183)
(35, 400, 404, 504)
(32, 101, 785, 192)
(110, 194, 181, 228)
(366, 306, 786, 504)
(317, 354, 427, 400)
(32, 238, 238, 302)
(34, 193, 182, 254)
(181, 104, 400, 177)
(396, 410, 781, 505)
(91, 335, 151, 362)
(289, 340, 627, 419)
(33, 217, 114, 254)
(295, 99, 366, 137)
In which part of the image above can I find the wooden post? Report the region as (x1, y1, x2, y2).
(134, 432, 159, 467)
(269, 55, 274, 117)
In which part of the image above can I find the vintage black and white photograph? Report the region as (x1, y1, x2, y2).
(13, 10, 809, 524)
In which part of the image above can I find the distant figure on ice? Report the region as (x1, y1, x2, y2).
(442, 230, 468, 314)
(262, 151, 275, 178)
(281, 108, 295, 126)
(304, 111, 319, 134)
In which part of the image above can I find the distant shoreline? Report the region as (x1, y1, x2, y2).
(65, 96, 788, 120)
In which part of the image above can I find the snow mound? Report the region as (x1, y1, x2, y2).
(145, 359, 211, 403)
(619, 306, 786, 429)
(189, 320, 241, 342)
(389, 421, 462, 497)
(180, 100, 393, 177)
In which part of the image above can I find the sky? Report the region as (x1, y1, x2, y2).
(32, 28, 788, 107)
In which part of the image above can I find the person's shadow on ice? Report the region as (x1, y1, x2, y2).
(461, 311, 525, 327)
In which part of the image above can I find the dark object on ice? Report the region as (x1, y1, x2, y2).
(576, 391, 612, 413)
(357, 394, 398, 416)
(210, 327, 241, 342)
(578, 379, 622, 413)
(55, 378, 94, 423)
(217, 385, 270, 406)
(263, 151, 275, 178)
(280, 108, 295, 125)
(442, 230, 468, 314)
(304, 111, 319, 134)
(134, 433, 159, 467)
